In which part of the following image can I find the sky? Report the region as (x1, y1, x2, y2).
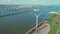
(0, 0, 60, 5)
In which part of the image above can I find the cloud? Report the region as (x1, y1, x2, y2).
(0, 0, 11, 3)
(0, 0, 60, 5)
(34, 0, 38, 1)
(8, 0, 12, 2)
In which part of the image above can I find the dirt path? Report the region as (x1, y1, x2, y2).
(57, 27, 60, 34)
(32, 24, 50, 34)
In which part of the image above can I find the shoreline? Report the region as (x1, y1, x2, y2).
(25, 22, 43, 34)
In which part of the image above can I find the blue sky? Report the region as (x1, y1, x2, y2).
(0, 0, 60, 5)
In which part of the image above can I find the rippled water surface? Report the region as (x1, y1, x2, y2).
(0, 5, 60, 34)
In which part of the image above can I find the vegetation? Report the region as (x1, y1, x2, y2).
(31, 11, 60, 34)
(46, 12, 60, 34)
(40, 11, 60, 34)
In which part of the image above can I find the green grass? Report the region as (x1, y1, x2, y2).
(48, 13, 58, 20)
(31, 12, 59, 34)
(42, 20, 58, 34)
(48, 23, 58, 34)
(46, 13, 59, 34)
(39, 13, 59, 34)
(33, 20, 58, 34)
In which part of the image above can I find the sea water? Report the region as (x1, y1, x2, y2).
(0, 5, 60, 34)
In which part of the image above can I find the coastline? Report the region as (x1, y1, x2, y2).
(25, 22, 43, 34)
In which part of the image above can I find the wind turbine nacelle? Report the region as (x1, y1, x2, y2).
(33, 9, 40, 12)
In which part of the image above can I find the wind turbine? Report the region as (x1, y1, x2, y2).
(33, 9, 41, 32)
